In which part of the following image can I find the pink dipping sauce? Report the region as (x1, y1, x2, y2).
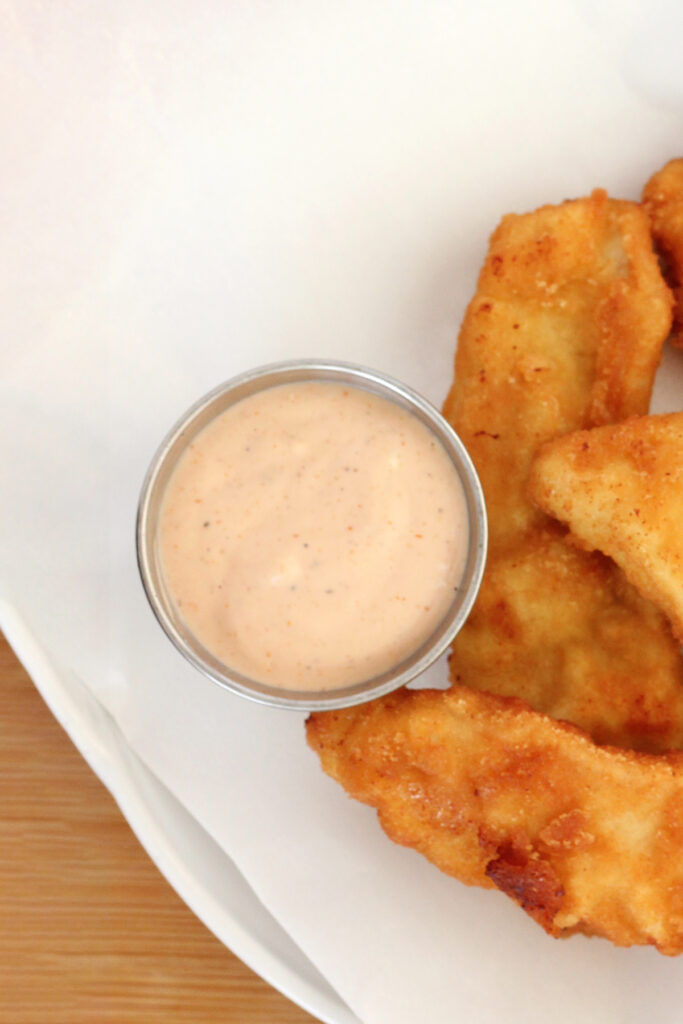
(159, 381, 469, 691)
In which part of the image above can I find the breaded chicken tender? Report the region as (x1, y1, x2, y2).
(308, 190, 683, 953)
(529, 412, 683, 642)
(450, 528, 683, 749)
(643, 158, 683, 349)
(443, 190, 672, 553)
(307, 686, 683, 955)
(443, 190, 683, 751)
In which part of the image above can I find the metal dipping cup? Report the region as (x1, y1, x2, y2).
(136, 360, 488, 711)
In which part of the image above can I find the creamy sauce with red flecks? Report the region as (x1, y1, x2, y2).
(159, 381, 469, 690)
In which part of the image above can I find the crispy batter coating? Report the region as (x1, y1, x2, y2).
(307, 687, 683, 954)
(529, 412, 683, 642)
(308, 190, 683, 954)
(643, 158, 683, 349)
(449, 527, 683, 749)
(443, 189, 672, 552)
(442, 190, 683, 750)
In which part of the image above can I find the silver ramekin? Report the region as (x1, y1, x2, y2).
(136, 359, 487, 711)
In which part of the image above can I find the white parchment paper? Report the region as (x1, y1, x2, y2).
(4, 3, 683, 1022)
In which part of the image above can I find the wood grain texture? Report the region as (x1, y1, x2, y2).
(0, 633, 320, 1024)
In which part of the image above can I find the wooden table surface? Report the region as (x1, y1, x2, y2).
(0, 632, 321, 1024)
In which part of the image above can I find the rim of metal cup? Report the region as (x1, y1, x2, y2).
(136, 359, 488, 711)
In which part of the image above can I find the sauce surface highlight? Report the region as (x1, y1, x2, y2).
(159, 381, 469, 691)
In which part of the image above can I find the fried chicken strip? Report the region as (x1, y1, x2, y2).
(643, 158, 683, 350)
(450, 528, 683, 749)
(442, 190, 683, 750)
(307, 687, 683, 955)
(529, 412, 683, 642)
(308, 191, 683, 953)
(443, 189, 672, 552)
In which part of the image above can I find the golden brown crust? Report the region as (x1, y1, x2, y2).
(442, 189, 672, 552)
(643, 158, 683, 349)
(307, 687, 683, 954)
(448, 527, 683, 750)
(307, 190, 683, 954)
(529, 412, 683, 642)
(442, 191, 683, 750)
(485, 843, 565, 933)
